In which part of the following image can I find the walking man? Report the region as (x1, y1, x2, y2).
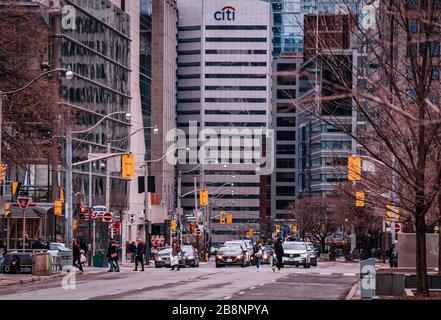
(253, 241, 263, 270)
(106, 238, 114, 272)
(133, 239, 145, 271)
(129, 241, 137, 263)
(272, 238, 284, 272)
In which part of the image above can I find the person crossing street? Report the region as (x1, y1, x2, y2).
(133, 239, 145, 272)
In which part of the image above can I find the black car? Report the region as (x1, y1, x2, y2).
(154, 247, 184, 268)
(215, 244, 248, 268)
(181, 245, 199, 267)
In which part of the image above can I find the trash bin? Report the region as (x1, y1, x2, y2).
(93, 251, 104, 268)
(32, 252, 50, 276)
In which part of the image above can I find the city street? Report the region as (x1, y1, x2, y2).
(0, 262, 359, 300)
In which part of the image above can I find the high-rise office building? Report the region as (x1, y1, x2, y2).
(177, 0, 272, 245)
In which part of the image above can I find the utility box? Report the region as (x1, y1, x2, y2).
(32, 252, 50, 276)
(93, 251, 105, 268)
(376, 273, 405, 296)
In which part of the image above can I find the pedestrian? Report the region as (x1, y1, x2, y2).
(272, 238, 284, 272)
(129, 241, 137, 263)
(133, 239, 145, 272)
(0, 241, 7, 268)
(32, 237, 46, 250)
(10, 255, 21, 274)
(111, 242, 120, 272)
(106, 238, 114, 272)
(170, 236, 181, 271)
(72, 240, 84, 272)
(387, 243, 398, 268)
(253, 241, 263, 270)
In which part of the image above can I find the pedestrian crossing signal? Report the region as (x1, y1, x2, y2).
(226, 213, 233, 224)
(3, 203, 10, 217)
(276, 224, 280, 234)
(54, 200, 63, 216)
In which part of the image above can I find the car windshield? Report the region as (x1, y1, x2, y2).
(283, 243, 306, 251)
(182, 246, 194, 253)
(158, 248, 171, 254)
(220, 245, 242, 252)
(306, 243, 314, 251)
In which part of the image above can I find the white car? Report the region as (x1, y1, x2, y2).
(224, 240, 252, 266)
(282, 241, 311, 268)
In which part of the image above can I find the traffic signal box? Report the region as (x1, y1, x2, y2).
(276, 224, 280, 234)
(355, 191, 365, 207)
(246, 229, 253, 237)
(79, 205, 88, 219)
(200, 189, 209, 206)
(226, 213, 233, 224)
(291, 225, 298, 233)
(348, 156, 362, 181)
(122, 153, 135, 178)
(171, 220, 177, 231)
(54, 201, 63, 216)
(0, 163, 7, 184)
(220, 211, 226, 224)
(3, 203, 10, 217)
(386, 203, 399, 226)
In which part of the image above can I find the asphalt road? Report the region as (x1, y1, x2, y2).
(0, 262, 359, 300)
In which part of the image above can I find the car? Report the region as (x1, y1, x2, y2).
(181, 245, 199, 267)
(305, 242, 318, 266)
(224, 240, 253, 266)
(215, 244, 248, 268)
(47, 242, 72, 268)
(282, 241, 312, 268)
(260, 247, 273, 264)
(154, 247, 184, 268)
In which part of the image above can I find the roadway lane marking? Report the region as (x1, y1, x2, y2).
(79, 298, 89, 300)
(319, 273, 332, 275)
(271, 280, 276, 282)
(343, 273, 357, 276)
(238, 291, 245, 295)
(259, 283, 265, 286)
(250, 287, 256, 290)
(224, 296, 231, 300)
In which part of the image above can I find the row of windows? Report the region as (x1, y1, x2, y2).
(178, 38, 201, 43)
(276, 172, 295, 183)
(277, 131, 296, 141)
(178, 74, 267, 79)
(178, 25, 201, 31)
(182, 182, 260, 187)
(276, 144, 296, 155)
(178, 62, 201, 68)
(205, 62, 267, 67)
(277, 103, 296, 113)
(204, 122, 266, 127)
(205, 86, 266, 91)
(277, 117, 296, 127)
(177, 98, 200, 103)
(206, 25, 267, 30)
(178, 74, 200, 79)
(205, 98, 266, 103)
(178, 49, 267, 55)
(206, 37, 267, 42)
(205, 110, 266, 115)
(177, 110, 200, 115)
(178, 86, 200, 91)
(276, 159, 295, 169)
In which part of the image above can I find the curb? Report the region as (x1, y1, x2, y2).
(345, 281, 360, 300)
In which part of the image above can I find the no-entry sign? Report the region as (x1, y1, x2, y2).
(194, 228, 201, 236)
(395, 224, 401, 233)
(102, 212, 113, 223)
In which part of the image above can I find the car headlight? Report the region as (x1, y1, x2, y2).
(187, 255, 194, 260)
(263, 254, 268, 259)
(156, 256, 163, 261)
(217, 255, 223, 260)
(236, 255, 243, 260)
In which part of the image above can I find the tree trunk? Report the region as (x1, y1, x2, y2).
(415, 211, 429, 296)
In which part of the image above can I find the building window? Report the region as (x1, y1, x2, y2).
(277, 89, 296, 99)
(206, 25, 267, 30)
(205, 49, 267, 55)
(277, 117, 296, 127)
(205, 86, 266, 91)
(178, 38, 201, 43)
(205, 110, 266, 115)
(321, 141, 352, 150)
(277, 75, 296, 85)
(276, 159, 295, 169)
(205, 98, 266, 103)
(205, 62, 267, 67)
(276, 172, 295, 182)
(276, 200, 291, 210)
(178, 50, 201, 55)
(177, 110, 200, 115)
(177, 98, 200, 103)
(178, 25, 201, 31)
(432, 67, 440, 80)
(178, 86, 200, 91)
(276, 144, 296, 155)
(206, 37, 267, 42)
(178, 74, 201, 79)
(178, 62, 201, 67)
(277, 63, 296, 72)
(277, 103, 296, 113)
(205, 122, 266, 127)
(276, 131, 295, 141)
(206, 74, 266, 79)
(276, 186, 295, 196)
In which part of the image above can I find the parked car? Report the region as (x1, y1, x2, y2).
(224, 240, 253, 266)
(181, 245, 199, 267)
(154, 247, 184, 268)
(215, 244, 248, 268)
(282, 241, 312, 268)
(305, 242, 318, 266)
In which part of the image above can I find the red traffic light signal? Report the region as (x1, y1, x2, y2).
(79, 206, 89, 219)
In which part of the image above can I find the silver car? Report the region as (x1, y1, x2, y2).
(282, 241, 312, 268)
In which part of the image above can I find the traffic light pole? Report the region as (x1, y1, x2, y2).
(194, 176, 200, 256)
(65, 132, 73, 250)
(144, 156, 150, 265)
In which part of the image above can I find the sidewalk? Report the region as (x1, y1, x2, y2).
(0, 267, 108, 287)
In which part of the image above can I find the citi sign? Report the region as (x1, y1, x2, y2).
(214, 6, 236, 21)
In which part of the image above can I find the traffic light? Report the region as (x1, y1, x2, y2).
(199, 189, 209, 206)
(246, 229, 253, 237)
(121, 153, 135, 178)
(170, 220, 177, 231)
(386, 203, 399, 226)
(226, 213, 233, 224)
(275, 224, 280, 234)
(220, 211, 226, 224)
(73, 219, 78, 230)
(79, 205, 88, 219)
(3, 203, 10, 217)
(0, 163, 7, 184)
(54, 200, 63, 216)
(291, 225, 298, 233)
(355, 191, 365, 207)
(348, 156, 362, 181)
(11, 181, 21, 197)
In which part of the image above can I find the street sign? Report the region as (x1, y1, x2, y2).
(194, 228, 201, 236)
(17, 197, 33, 209)
(395, 223, 401, 233)
(92, 205, 106, 219)
(102, 212, 113, 223)
(91, 211, 98, 219)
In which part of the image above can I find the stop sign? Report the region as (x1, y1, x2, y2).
(102, 212, 113, 223)
(395, 224, 401, 233)
(194, 228, 201, 236)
